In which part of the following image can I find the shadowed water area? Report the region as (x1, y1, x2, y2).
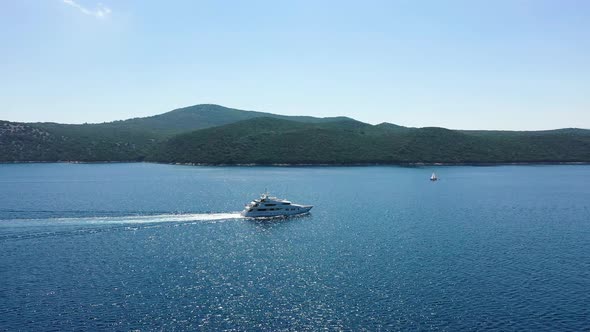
(0, 163, 589, 330)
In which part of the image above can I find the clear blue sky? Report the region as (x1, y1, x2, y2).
(1, 0, 589, 130)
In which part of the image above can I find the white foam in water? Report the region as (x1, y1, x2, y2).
(63, 212, 244, 224)
(4, 212, 245, 228)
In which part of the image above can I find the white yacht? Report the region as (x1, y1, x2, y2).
(241, 192, 313, 218)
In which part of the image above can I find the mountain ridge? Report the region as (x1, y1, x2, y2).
(1, 104, 590, 164)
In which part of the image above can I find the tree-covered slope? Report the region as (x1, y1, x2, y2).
(2, 104, 590, 163)
(106, 104, 354, 135)
(149, 118, 590, 164)
(0, 121, 159, 162)
(149, 118, 382, 164)
(0, 104, 354, 162)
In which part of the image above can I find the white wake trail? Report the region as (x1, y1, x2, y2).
(63, 212, 244, 224)
(4, 212, 245, 228)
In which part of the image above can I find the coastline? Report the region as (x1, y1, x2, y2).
(1, 160, 589, 167)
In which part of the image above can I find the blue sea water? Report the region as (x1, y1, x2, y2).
(0, 163, 589, 331)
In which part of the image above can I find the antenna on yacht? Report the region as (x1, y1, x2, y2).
(261, 188, 269, 200)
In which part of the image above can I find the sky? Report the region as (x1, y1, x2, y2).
(1, 0, 589, 130)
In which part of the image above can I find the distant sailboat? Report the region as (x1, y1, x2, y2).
(430, 172, 438, 181)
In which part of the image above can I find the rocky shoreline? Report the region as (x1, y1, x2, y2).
(2, 160, 589, 167)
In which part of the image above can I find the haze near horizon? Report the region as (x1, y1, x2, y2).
(1, 0, 589, 130)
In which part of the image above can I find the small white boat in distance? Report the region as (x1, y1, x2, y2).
(430, 172, 438, 181)
(241, 192, 313, 218)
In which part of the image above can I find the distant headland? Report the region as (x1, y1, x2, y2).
(1, 104, 589, 164)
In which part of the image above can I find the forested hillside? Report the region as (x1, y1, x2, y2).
(2, 105, 589, 164)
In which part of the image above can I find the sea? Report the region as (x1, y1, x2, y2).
(0, 163, 589, 331)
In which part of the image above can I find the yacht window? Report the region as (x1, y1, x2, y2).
(265, 204, 276, 206)
(282, 203, 291, 205)
(258, 209, 267, 211)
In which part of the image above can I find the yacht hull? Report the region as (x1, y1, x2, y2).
(241, 205, 312, 218)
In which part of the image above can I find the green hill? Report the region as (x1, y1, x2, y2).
(0, 120, 158, 162)
(105, 104, 354, 135)
(149, 117, 590, 164)
(1, 104, 589, 164)
(0, 105, 354, 162)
